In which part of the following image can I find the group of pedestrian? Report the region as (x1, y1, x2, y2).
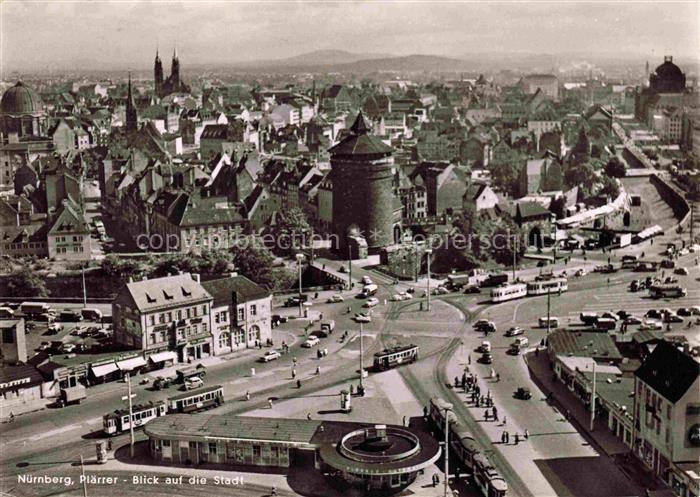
(484, 406, 498, 421)
(500, 429, 528, 445)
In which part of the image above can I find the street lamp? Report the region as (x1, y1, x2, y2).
(359, 321, 365, 392)
(425, 248, 433, 312)
(443, 406, 452, 497)
(296, 253, 304, 318)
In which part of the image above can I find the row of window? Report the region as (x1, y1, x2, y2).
(55, 246, 84, 253)
(4, 242, 46, 251)
(147, 305, 208, 326)
(54, 236, 83, 243)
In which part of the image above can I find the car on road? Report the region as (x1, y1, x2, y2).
(153, 377, 173, 390)
(574, 268, 587, 278)
(406, 287, 415, 294)
(505, 326, 524, 337)
(514, 387, 532, 400)
(674, 267, 689, 275)
(645, 309, 663, 320)
(677, 307, 692, 317)
(48, 323, 62, 333)
(184, 377, 204, 391)
(302, 336, 320, 348)
(432, 286, 449, 295)
(663, 314, 683, 324)
(640, 319, 663, 331)
(363, 297, 379, 308)
(399, 291, 413, 300)
(362, 276, 373, 285)
(259, 350, 281, 362)
(600, 311, 619, 321)
(38, 342, 50, 351)
(62, 343, 77, 353)
(478, 341, 492, 353)
(616, 310, 632, 320)
(463, 285, 481, 294)
(690, 306, 700, 315)
(285, 295, 309, 307)
(354, 313, 372, 323)
(479, 351, 493, 364)
(624, 316, 643, 325)
(473, 319, 490, 328)
(326, 294, 344, 303)
(390, 294, 404, 302)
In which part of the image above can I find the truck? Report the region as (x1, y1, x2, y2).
(480, 273, 508, 288)
(19, 302, 52, 318)
(320, 320, 335, 334)
(58, 385, 87, 407)
(361, 284, 378, 297)
(80, 308, 103, 321)
(0, 307, 14, 319)
(580, 312, 598, 325)
(649, 285, 687, 299)
(621, 255, 640, 269)
(594, 317, 617, 331)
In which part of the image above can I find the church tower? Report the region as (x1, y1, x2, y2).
(171, 48, 180, 88)
(126, 73, 138, 133)
(154, 50, 163, 97)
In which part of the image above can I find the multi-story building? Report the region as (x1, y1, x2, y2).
(201, 273, 271, 356)
(520, 74, 559, 101)
(112, 273, 214, 361)
(46, 199, 92, 261)
(633, 341, 700, 496)
(0, 318, 27, 364)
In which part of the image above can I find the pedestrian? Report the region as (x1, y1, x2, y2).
(323, 264, 326, 270)
(307, 412, 312, 420)
(476, 396, 480, 407)
(403, 415, 407, 427)
(468, 354, 471, 365)
(297, 379, 302, 389)
(455, 376, 459, 388)
(461, 372, 467, 387)
(484, 409, 489, 421)
(350, 384, 355, 395)
(316, 366, 321, 375)
(496, 373, 500, 382)
(8, 412, 14, 423)
(293, 356, 297, 365)
(565, 409, 570, 420)
(270, 485, 277, 496)
(314, 292, 319, 300)
(245, 390, 250, 401)
(501, 431, 506, 443)
(503, 416, 507, 426)
(292, 368, 297, 379)
(493, 406, 498, 418)
(505, 431, 510, 444)
(268, 399, 273, 409)
(107, 439, 113, 451)
(524, 429, 529, 439)
(514, 433, 520, 445)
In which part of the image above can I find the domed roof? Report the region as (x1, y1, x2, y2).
(655, 57, 683, 80)
(1, 81, 45, 115)
(650, 56, 686, 94)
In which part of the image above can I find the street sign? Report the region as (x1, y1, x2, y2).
(121, 394, 136, 401)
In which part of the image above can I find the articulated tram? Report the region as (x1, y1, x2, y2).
(102, 385, 225, 436)
(490, 283, 527, 303)
(490, 277, 568, 303)
(526, 277, 568, 296)
(428, 397, 508, 497)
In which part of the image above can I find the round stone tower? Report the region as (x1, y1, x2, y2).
(330, 112, 397, 254)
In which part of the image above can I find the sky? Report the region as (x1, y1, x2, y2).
(1, 0, 698, 73)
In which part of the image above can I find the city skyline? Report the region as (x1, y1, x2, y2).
(1, 0, 698, 73)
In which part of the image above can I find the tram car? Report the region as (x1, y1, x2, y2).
(373, 344, 419, 371)
(428, 397, 508, 497)
(526, 277, 568, 296)
(102, 400, 166, 436)
(490, 283, 527, 303)
(167, 385, 224, 414)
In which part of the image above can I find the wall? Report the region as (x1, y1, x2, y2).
(650, 174, 690, 227)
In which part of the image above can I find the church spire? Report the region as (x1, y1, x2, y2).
(126, 72, 138, 133)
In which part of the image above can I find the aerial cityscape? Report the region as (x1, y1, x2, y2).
(0, 1, 699, 497)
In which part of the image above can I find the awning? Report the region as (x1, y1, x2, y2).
(116, 357, 147, 371)
(148, 351, 177, 363)
(91, 362, 119, 377)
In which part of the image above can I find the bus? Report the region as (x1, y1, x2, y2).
(373, 344, 419, 371)
(446, 273, 471, 290)
(102, 401, 166, 436)
(167, 385, 224, 414)
(19, 302, 52, 318)
(526, 277, 568, 296)
(490, 283, 527, 303)
(649, 285, 687, 299)
(361, 284, 378, 297)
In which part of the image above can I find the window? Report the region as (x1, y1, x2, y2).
(202, 305, 207, 315)
(162, 440, 170, 447)
(166, 312, 172, 322)
(2, 329, 14, 343)
(209, 442, 217, 455)
(159, 314, 165, 324)
(149, 315, 155, 326)
(237, 308, 244, 321)
(215, 313, 220, 324)
(149, 333, 156, 344)
(176, 310, 182, 320)
(202, 323, 208, 333)
(252, 445, 261, 458)
(221, 311, 228, 322)
(186, 308, 191, 319)
(250, 305, 257, 317)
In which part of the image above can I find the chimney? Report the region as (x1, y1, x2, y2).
(192, 273, 200, 283)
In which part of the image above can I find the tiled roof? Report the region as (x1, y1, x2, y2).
(634, 340, 699, 403)
(516, 201, 551, 220)
(548, 329, 622, 360)
(48, 200, 89, 235)
(120, 273, 211, 312)
(201, 274, 270, 307)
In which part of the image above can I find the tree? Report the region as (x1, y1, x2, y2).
(565, 161, 598, 195)
(100, 255, 143, 282)
(3, 268, 48, 297)
(599, 176, 620, 199)
(275, 207, 312, 255)
(604, 157, 626, 178)
(490, 161, 520, 197)
(229, 236, 292, 290)
(573, 127, 590, 158)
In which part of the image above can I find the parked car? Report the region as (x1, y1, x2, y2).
(361, 276, 373, 285)
(480, 351, 493, 364)
(38, 342, 50, 351)
(624, 316, 643, 325)
(645, 309, 662, 320)
(302, 336, 320, 348)
(326, 294, 344, 303)
(616, 310, 632, 320)
(574, 268, 587, 278)
(259, 350, 282, 362)
(399, 291, 413, 300)
(463, 285, 481, 294)
(505, 326, 524, 337)
(354, 313, 372, 323)
(677, 307, 692, 317)
(663, 314, 683, 324)
(689, 306, 700, 316)
(153, 377, 173, 390)
(478, 341, 492, 353)
(61, 344, 77, 353)
(390, 294, 403, 302)
(674, 267, 689, 275)
(184, 377, 204, 390)
(285, 295, 309, 307)
(640, 319, 663, 331)
(514, 387, 532, 400)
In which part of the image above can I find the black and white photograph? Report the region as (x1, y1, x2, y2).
(0, 1, 698, 496)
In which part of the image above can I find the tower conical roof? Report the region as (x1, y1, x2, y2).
(329, 112, 391, 157)
(350, 111, 370, 135)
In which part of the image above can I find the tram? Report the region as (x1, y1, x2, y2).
(167, 385, 224, 414)
(526, 277, 568, 296)
(102, 400, 166, 436)
(373, 344, 419, 371)
(490, 283, 527, 303)
(428, 397, 508, 497)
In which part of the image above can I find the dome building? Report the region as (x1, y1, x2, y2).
(0, 81, 48, 138)
(649, 56, 686, 94)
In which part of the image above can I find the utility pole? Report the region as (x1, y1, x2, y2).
(512, 235, 517, 280)
(589, 361, 597, 432)
(124, 372, 136, 458)
(348, 245, 353, 291)
(296, 253, 304, 318)
(80, 455, 88, 497)
(443, 407, 451, 497)
(81, 264, 87, 308)
(546, 287, 552, 336)
(359, 321, 364, 390)
(426, 248, 433, 312)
